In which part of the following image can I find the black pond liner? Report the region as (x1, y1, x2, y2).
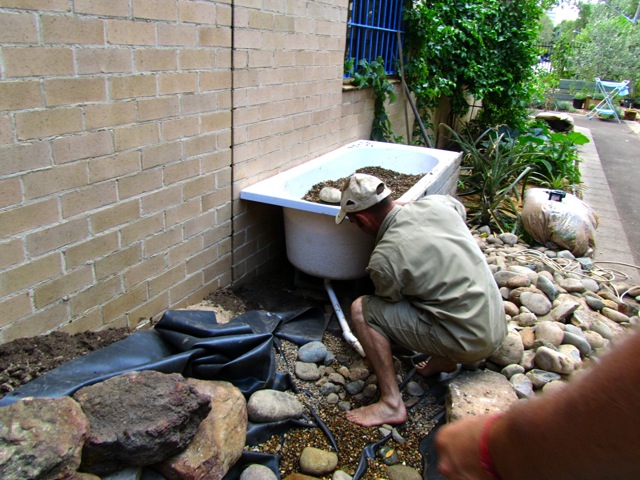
(0, 306, 453, 480)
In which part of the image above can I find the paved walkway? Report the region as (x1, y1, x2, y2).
(571, 113, 640, 286)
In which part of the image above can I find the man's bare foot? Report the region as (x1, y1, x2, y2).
(415, 357, 458, 377)
(346, 400, 407, 427)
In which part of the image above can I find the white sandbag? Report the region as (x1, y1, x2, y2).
(521, 188, 599, 257)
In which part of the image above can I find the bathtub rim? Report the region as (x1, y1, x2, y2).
(239, 140, 463, 217)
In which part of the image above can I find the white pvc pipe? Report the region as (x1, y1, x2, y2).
(323, 279, 366, 357)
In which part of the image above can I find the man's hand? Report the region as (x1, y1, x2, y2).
(435, 414, 494, 480)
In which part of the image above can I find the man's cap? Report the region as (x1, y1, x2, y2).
(335, 173, 392, 224)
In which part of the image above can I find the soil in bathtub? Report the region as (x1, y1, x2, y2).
(303, 166, 422, 203)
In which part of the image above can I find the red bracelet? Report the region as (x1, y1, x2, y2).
(479, 413, 503, 480)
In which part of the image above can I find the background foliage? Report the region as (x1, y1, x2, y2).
(402, 0, 556, 132)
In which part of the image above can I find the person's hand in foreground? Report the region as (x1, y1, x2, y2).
(435, 329, 640, 480)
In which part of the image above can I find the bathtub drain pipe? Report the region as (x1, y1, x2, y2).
(323, 279, 365, 357)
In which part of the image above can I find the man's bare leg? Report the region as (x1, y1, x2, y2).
(415, 356, 457, 377)
(345, 297, 407, 427)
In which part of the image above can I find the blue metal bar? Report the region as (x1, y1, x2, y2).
(345, 0, 404, 76)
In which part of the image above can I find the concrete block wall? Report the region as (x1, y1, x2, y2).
(0, 1, 233, 342)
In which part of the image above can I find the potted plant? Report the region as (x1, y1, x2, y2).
(572, 92, 586, 109)
(624, 108, 638, 121)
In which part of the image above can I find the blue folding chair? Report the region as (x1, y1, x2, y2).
(586, 78, 630, 123)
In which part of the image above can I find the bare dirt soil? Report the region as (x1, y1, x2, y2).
(0, 265, 308, 398)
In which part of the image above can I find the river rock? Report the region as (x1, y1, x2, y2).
(333, 470, 353, 480)
(526, 368, 562, 389)
(494, 270, 522, 287)
(498, 232, 519, 246)
(299, 447, 338, 476)
(319, 187, 341, 204)
(345, 379, 365, 395)
(585, 294, 606, 311)
(506, 275, 532, 288)
(535, 322, 564, 346)
(536, 275, 557, 301)
(513, 311, 537, 327)
(583, 330, 607, 349)
(488, 330, 524, 366)
(500, 364, 525, 379)
(0, 396, 89, 480)
(74, 370, 211, 476)
(558, 344, 582, 367)
(386, 464, 422, 480)
(240, 464, 279, 480)
(520, 291, 552, 315)
(155, 379, 247, 480)
(510, 373, 534, 398)
(559, 278, 585, 293)
(295, 361, 321, 381)
(535, 346, 576, 374)
(549, 300, 580, 323)
(503, 301, 519, 317)
(247, 390, 304, 423)
(602, 307, 630, 323)
(562, 331, 593, 357)
(580, 277, 599, 292)
(507, 265, 538, 282)
(349, 366, 371, 381)
(298, 341, 329, 363)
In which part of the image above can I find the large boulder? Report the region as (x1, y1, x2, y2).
(73, 370, 211, 476)
(154, 379, 247, 480)
(0, 396, 89, 480)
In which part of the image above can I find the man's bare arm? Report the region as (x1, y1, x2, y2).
(436, 328, 640, 480)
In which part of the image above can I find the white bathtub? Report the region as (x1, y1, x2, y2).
(240, 140, 462, 280)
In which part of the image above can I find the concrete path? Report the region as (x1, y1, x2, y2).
(571, 113, 640, 286)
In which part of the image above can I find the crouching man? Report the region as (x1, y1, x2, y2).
(335, 174, 506, 427)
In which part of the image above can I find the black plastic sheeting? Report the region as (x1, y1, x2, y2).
(0, 307, 327, 406)
(0, 305, 452, 480)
